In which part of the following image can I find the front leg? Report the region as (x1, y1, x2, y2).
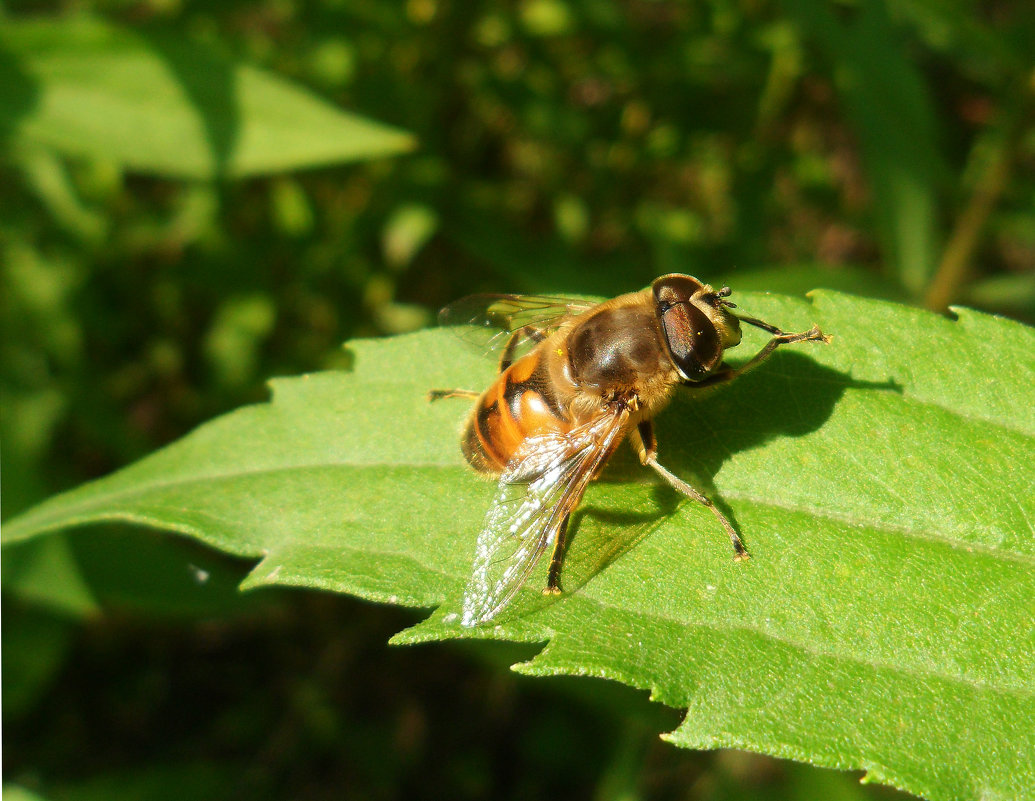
(632, 420, 748, 560)
(694, 321, 830, 389)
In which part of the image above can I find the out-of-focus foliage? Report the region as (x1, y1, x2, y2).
(2, 0, 1033, 799)
(0, 18, 414, 178)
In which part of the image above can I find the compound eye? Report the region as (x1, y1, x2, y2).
(658, 302, 721, 381)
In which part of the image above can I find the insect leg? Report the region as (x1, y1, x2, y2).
(734, 314, 787, 336)
(498, 326, 548, 373)
(631, 420, 657, 464)
(694, 322, 830, 388)
(428, 389, 480, 401)
(636, 421, 748, 560)
(544, 513, 571, 595)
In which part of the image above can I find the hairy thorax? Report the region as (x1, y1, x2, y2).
(461, 292, 682, 473)
(563, 300, 681, 424)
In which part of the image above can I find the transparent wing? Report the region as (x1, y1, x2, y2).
(439, 293, 597, 358)
(460, 406, 631, 627)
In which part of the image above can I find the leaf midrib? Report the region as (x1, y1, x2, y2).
(81, 466, 1030, 699)
(9, 457, 1032, 566)
(8, 413, 1032, 701)
(878, 383, 1033, 439)
(6, 459, 1032, 701)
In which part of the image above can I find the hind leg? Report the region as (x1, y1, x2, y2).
(631, 420, 748, 560)
(428, 389, 480, 401)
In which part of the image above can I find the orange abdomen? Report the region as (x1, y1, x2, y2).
(462, 351, 572, 473)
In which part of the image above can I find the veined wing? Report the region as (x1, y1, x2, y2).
(460, 405, 631, 627)
(439, 293, 597, 359)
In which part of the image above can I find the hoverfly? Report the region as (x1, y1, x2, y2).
(432, 274, 830, 626)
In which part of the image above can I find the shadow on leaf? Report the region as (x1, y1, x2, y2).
(500, 351, 900, 621)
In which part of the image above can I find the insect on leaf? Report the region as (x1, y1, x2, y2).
(3, 291, 1034, 801)
(461, 407, 629, 626)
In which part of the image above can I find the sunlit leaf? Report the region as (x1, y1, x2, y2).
(4, 291, 1034, 801)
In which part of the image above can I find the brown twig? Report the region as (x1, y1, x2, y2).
(924, 69, 1035, 313)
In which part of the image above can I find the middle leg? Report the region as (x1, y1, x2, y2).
(544, 513, 571, 595)
(632, 420, 748, 560)
(695, 320, 830, 389)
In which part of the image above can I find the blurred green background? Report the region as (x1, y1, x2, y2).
(2, 0, 1032, 798)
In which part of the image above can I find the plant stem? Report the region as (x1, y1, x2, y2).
(924, 70, 1035, 313)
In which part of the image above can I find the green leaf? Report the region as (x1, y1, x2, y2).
(0, 17, 414, 179)
(782, 0, 945, 295)
(889, 0, 1027, 77)
(4, 291, 1034, 801)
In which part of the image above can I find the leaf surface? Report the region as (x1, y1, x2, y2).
(4, 291, 1034, 801)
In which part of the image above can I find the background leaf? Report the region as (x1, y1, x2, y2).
(4, 291, 1033, 801)
(781, 0, 946, 295)
(0, 17, 414, 179)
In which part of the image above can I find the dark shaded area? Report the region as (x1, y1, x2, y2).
(528, 351, 900, 607)
(3, 587, 688, 801)
(660, 351, 901, 475)
(142, 27, 240, 178)
(4, 581, 913, 801)
(0, 45, 39, 143)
